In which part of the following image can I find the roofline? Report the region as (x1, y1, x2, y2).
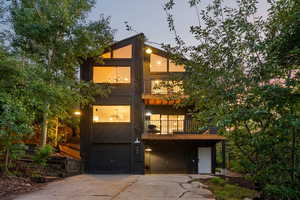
(110, 33, 145, 46)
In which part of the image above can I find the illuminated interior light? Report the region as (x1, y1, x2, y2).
(74, 111, 81, 116)
(93, 116, 99, 121)
(156, 61, 161, 65)
(145, 147, 152, 152)
(145, 112, 152, 116)
(145, 48, 152, 54)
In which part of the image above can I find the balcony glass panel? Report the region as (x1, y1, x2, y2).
(151, 80, 168, 94)
(150, 80, 183, 94)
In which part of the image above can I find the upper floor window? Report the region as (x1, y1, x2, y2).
(150, 53, 185, 72)
(93, 66, 131, 83)
(113, 45, 132, 58)
(101, 51, 111, 58)
(150, 54, 167, 72)
(151, 80, 183, 94)
(93, 105, 131, 123)
(169, 61, 185, 72)
(101, 45, 132, 59)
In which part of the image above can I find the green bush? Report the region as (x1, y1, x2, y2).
(263, 184, 300, 200)
(210, 177, 226, 186)
(32, 145, 53, 166)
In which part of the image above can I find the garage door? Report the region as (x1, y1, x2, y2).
(89, 144, 131, 173)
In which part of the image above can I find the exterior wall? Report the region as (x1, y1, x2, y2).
(80, 35, 144, 174)
(80, 34, 221, 174)
(144, 141, 217, 174)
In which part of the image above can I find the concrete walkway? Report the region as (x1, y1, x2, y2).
(14, 174, 215, 200)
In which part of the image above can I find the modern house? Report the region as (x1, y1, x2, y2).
(80, 33, 226, 174)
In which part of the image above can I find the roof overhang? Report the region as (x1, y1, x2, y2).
(142, 133, 226, 141)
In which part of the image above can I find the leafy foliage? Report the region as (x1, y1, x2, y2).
(163, 0, 300, 199)
(32, 145, 53, 166)
(7, 0, 114, 146)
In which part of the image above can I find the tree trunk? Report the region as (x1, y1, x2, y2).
(41, 104, 50, 147)
(5, 148, 9, 174)
(291, 128, 296, 184)
(54, 117, 59, 147)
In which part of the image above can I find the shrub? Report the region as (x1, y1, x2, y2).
(263, 184, 300, 200)
(210, 177, 226, 186)
(32, 145, 53, 166)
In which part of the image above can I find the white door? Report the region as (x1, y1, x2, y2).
(198, 147, 212, 174)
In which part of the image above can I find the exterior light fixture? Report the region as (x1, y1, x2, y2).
(145, 112, 152, 116)
(74, 111, 81, 116)
(145, 147, 152, 152)
(145, 48, 152, 54)
(134, 138, 140, 144)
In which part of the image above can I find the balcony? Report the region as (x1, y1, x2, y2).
(144, 119, 206, 135)
(142, 80, 188, 105)
(143, 120, 226, 141)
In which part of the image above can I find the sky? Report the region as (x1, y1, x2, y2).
(89, 0, 269, 47)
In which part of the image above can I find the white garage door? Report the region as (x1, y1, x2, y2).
(198, 147, 212, 174)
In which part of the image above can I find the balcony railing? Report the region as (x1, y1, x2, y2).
(143, 80, 184, 96)
(144, 120, 210, 135)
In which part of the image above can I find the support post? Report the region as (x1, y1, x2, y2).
(221, 140, 227, 175)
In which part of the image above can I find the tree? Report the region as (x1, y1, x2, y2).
(0, 46, 34, 174)
(163, 0, 300, 198)
(9, 0, 113, 146)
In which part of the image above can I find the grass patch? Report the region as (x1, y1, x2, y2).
(198, 177, 258, 200)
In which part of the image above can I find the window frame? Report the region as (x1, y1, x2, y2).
(149, 53, 185, 73)
(93, 66, 131, 84)
(93, 105, 131, 123)
(150, 79, 184, 95)
(101, 44, 133, 59)
(149, 114, 185, 134)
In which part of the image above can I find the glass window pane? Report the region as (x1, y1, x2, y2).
(93, 67, 130, 83)
(169, 61, 185, 72)
(169, 80, 184, 94)
(93, 106, 130, 122)
(150, 54, 167, 72)
(101, 52, 111, 58)
(150, 114, 160, 132)
(113, 45, 132, 58)
(116, 67, 131, 83)
(161, 115, 168, 134)
(93, 67, 117, 83)
(151, 80, 168, 94)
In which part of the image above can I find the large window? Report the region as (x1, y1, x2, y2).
(150, 54, 185, 72)
(93, 67, 131, 83)
(101, 51, 111, 58)
(150, 54, 167, 72)
(113, 45, 132, 58)
(101, 45, 132, 59)
(149, 114, 185, 134)
(151, 80, 183, 94)
(93, 105, 131, 123)
(169, 61, 185, 72)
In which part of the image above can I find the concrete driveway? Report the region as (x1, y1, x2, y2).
(14, 174, 215, 200)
